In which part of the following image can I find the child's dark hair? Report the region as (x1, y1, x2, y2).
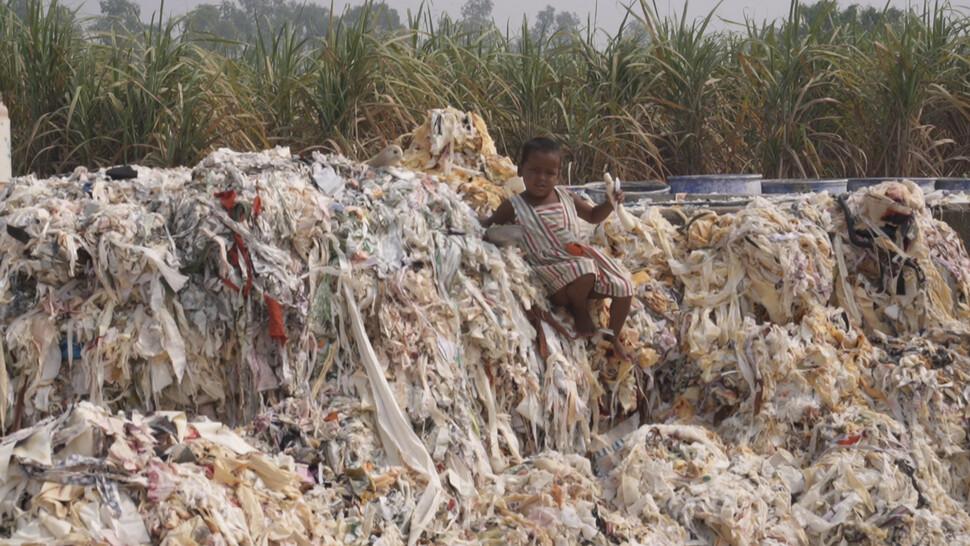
(519, 137, 561, 166)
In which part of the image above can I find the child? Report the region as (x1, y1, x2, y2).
(482, 137, 634, 361)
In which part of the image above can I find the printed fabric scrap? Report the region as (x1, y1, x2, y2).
(511, 186, 632, 297)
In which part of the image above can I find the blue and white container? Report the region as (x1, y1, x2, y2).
(847, 177, 935, 192)
(935, 178, 970, 191)
(667, 174, 762, 195)
(580, 181, 669, 204)
(761, 178, 848, 194)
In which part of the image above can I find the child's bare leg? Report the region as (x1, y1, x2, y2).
(549, 288, 569, 307)
(607, 296, 633, 361)
(559, 273, 595, 337)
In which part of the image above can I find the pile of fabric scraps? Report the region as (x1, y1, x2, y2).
(0, 401, 341, 544)
(605, 423, 808, 544)
(828, 179, 970, 335)
(242, 399, 674, 545)
(3, 101, 970, 544)
(402, 107, 521, 214)
(0, 147, 329, 428)
(595, 180, 970, 543)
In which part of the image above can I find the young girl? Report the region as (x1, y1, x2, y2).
(482, 137, 634, 361)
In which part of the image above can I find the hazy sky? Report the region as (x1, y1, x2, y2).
(74, 0, 939, 32)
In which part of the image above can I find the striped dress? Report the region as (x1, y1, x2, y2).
(510, 187, 633, 298)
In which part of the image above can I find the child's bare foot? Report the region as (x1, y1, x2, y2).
(610, 338, 633, 361)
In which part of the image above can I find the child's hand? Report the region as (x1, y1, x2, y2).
(573, 192, 614, 224)
(613, 190, 624, 206)
(481, 199, 514, 228)
(485, 225, 525, 247)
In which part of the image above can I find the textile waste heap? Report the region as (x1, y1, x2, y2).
(1, 107, 970, 544)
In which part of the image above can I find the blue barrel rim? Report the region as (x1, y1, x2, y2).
(935, 177, 970, 190)
(580, 181, 670, 203)
(760, 178, 849, 182)
(761, 178, 848, 194)
(847, 176, 936, 182)
(667, 173, 763, 181)
(667, 173, 763, 195)
(583, 180, 669, 190)
(847, 177, 936, 192)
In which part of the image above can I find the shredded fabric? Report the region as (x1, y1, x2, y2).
(2, 108, 970, 544)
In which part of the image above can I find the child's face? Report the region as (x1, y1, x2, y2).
(518, 150, 561, 200)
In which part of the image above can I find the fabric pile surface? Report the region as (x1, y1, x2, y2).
(2, 108, 970, 544)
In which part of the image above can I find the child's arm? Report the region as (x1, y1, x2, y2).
(480, 199, 514, 228)
(572, 191, 624, 224)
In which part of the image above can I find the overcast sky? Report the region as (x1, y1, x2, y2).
(73, 0, 940, 32)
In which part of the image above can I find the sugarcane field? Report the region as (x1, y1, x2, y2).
(4, 0, 970, 544)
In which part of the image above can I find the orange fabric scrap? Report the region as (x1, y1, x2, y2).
(214, 190, 237, 216)
(219, 276, 240, 293)
(565, 242, 585, 257)
(264, 295, 287, 345)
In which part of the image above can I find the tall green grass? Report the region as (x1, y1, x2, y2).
(1, 0, 970, 181)
(737, 2, 858, 177)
